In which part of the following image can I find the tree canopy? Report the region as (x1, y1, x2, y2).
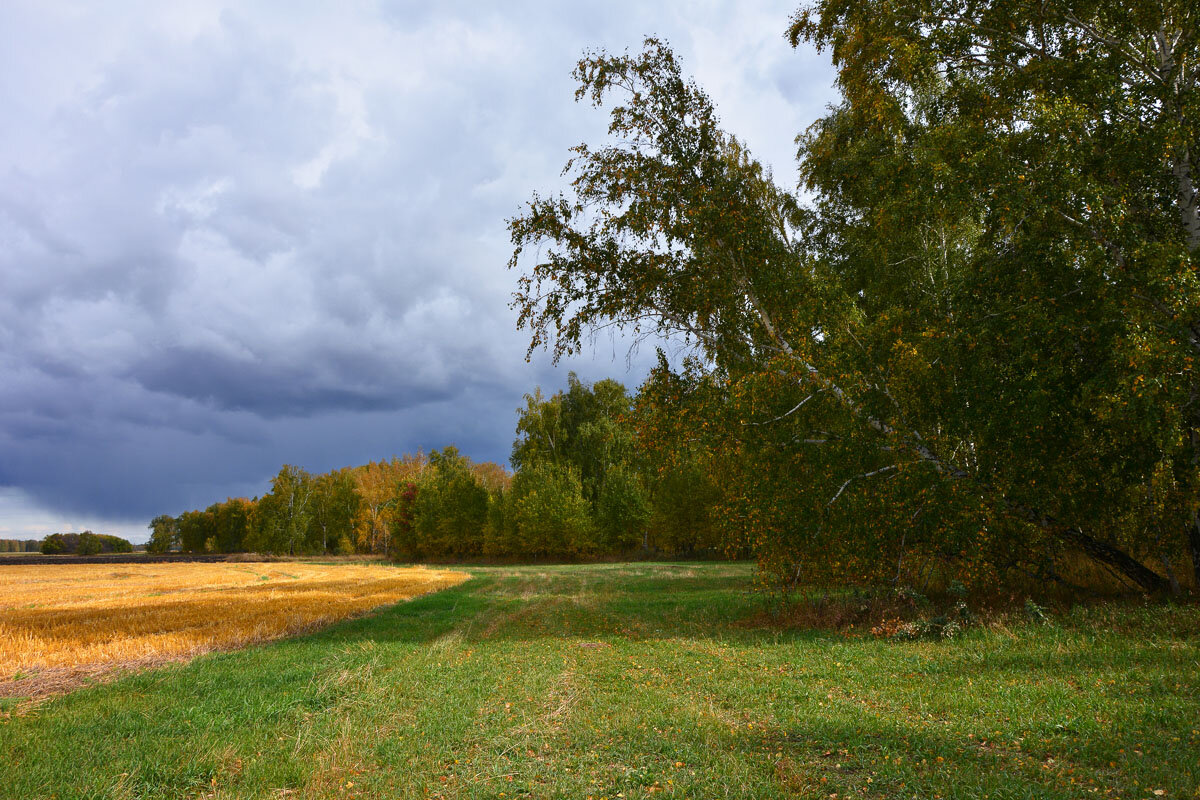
(509, 4, 1200, 593)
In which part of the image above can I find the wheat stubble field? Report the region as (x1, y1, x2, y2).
(0, 562, 467, 699)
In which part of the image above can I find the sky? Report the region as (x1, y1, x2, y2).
(0, 1, 838, 542)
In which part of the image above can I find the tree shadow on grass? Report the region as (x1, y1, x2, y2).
(306, 565, 830, 649)
(695, 714, 1159, 800)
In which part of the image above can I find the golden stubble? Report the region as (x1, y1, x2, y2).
(0, 562, 468, 695)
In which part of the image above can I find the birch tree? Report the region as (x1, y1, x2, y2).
(509, 15, 1199, 592)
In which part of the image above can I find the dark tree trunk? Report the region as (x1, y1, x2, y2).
(1189, 512, 1200, 591)
(1058, 526, 1168, 594)
(1003, 498, 1168, 593)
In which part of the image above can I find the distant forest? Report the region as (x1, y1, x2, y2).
(0, 539, 41, 553)
(149, 373, 725, 561)
(1, 533, 135, 555)
(39, 531, 134, 555)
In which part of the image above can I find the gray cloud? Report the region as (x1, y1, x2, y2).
(0, 1, 836, 539)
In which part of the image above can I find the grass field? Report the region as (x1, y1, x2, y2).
(1, 563, 1197, 799)
(0, 562, 467, 699)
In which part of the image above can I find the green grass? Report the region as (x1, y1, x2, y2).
(2, 562, 1197, 799)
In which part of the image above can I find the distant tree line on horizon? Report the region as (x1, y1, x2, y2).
(147, 373, 728, 561)
(39, 531, 135, 556)
(0, 539, 41, 553)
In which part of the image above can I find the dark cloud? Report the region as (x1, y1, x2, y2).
(127, 345, 457, 415)
(0, 1, 836, 540)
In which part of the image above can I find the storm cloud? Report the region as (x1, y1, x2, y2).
(0, 1, 835, 540)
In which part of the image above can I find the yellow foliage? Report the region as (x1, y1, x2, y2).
(351, 456, 428, 553)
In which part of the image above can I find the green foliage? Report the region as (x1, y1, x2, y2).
(508, 16, 1200, 592)
(594, 464, 649, 552)
(412, 447, 489, 558)
(77, 532, 102, 556)
(629, 359, 732, 556)
(177, 509, 212, 554)
(509, 372, 722, 558)
(508, 462, 595, 557)
(146, 372, 731, 562)
(39, 531, 134, 555)
(483, 487, 515, 557)
(39, 534, 66, 555)
(249, 465, 315, 555)
(512, 373, 636, 503)
(145, 515, 178, 554)
(1025, 598, 1052, 626)
(782, 0, 1200, 592)
(308, 471, 360, 555)
(387, 482, 420, 559)
(189, 498, 254, 554)
(648, 463, 722, 555)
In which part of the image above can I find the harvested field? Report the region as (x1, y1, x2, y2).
(0, 562, 467, 698)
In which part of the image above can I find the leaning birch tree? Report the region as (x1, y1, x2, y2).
(509, 6, 1200, 592)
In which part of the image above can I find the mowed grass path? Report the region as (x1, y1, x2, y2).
(1, 563, 1197, 799)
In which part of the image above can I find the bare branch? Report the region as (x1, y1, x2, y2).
(828, 465, 898, 507)
(743, 391, 825, 426)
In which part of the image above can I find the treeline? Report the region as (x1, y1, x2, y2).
(0, 539, 40, 553)
(149, 374, 724, 560)
(149, 458, 427, 557)
(40, 531, 134, 555)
